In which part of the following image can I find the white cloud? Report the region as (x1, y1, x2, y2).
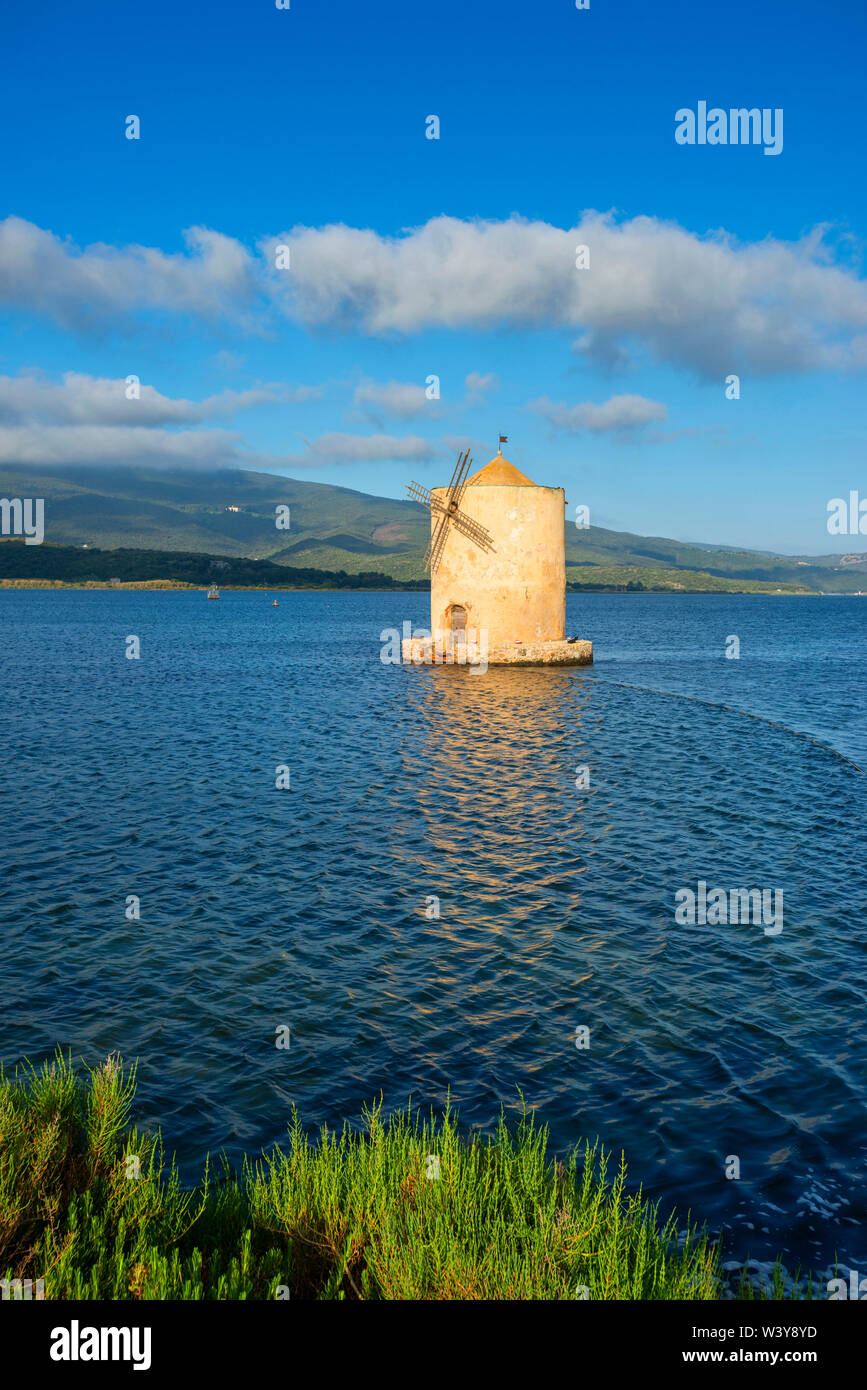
(210, 350, 247, 371)
(0, 218, 259, 331)
(352, 379, 431, 419)
(0, 372, 319, 426)
(0, 373, 325, 471)
(3, 213, 867, 378)
(264, 214, 867, 375)
(528, 393, 668, 433)
(464, 371, 497, 402)
(0, 423, 249, 469)
(352, 371, 497, 422)
(0, 362, 432, 473)
(287, 432, 436, 466)
(0, 421, 432, 473)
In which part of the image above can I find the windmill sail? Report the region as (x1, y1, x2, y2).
(450, 510, 494, 551)
(407, 449, 494, 573)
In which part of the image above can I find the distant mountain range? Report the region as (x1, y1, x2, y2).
(0, 464, 864, 593)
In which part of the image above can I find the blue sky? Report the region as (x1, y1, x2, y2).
(0, 0, 865, 552)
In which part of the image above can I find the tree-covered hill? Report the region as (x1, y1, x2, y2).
(0, 463, 863, 592)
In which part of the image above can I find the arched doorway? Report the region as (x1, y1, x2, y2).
(448, 604, 467, 646)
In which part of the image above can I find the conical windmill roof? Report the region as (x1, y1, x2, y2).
(466, 455, 535, 486)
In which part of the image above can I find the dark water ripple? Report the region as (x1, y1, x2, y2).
(0, 590, 865, 1279)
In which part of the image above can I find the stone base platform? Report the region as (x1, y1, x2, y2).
(401, 637, 592, 668)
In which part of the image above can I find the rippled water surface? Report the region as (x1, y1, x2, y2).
(1, 590, 865, 1277)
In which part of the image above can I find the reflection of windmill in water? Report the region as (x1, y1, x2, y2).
(404, 663, 595, 938)
(407, 449, 495, 581)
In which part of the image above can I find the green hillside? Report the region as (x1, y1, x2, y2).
(565, 564, 811, 594)
(0, 464, 428, 565)
(564, 524, 865, 592)
(1, 464, 864, 592)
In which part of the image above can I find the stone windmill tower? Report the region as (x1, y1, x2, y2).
(404, 441, 592, 667)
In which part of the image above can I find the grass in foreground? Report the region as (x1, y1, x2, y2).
(0, 1052, 798, 1300)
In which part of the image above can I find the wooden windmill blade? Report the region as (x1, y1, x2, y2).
(450, 509, 494, 552)
(406, 480, 433, 507)
(427, 449, 471, 571)
(407, 447, 494, 572)
(409, 479, 445, 570)
(408, 449, 470, 520)
(407, 481, 448, 512)
(447, 448, 473, 511)
(424, 508, 451, 570)
(408, 481, 448, 516)
(427, 511, 452, 572)
(443, 448, 470, 500)
(450, 447, 469, 514)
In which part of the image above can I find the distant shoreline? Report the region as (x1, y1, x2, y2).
(0, 580, 852, 595)
(0, 579, 423, 593)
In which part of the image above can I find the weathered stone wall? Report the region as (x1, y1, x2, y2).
(400, 637, 592, 668)
(430, 483, 566, 650)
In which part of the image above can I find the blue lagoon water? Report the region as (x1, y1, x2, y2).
(1, 590, 865, 1281)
